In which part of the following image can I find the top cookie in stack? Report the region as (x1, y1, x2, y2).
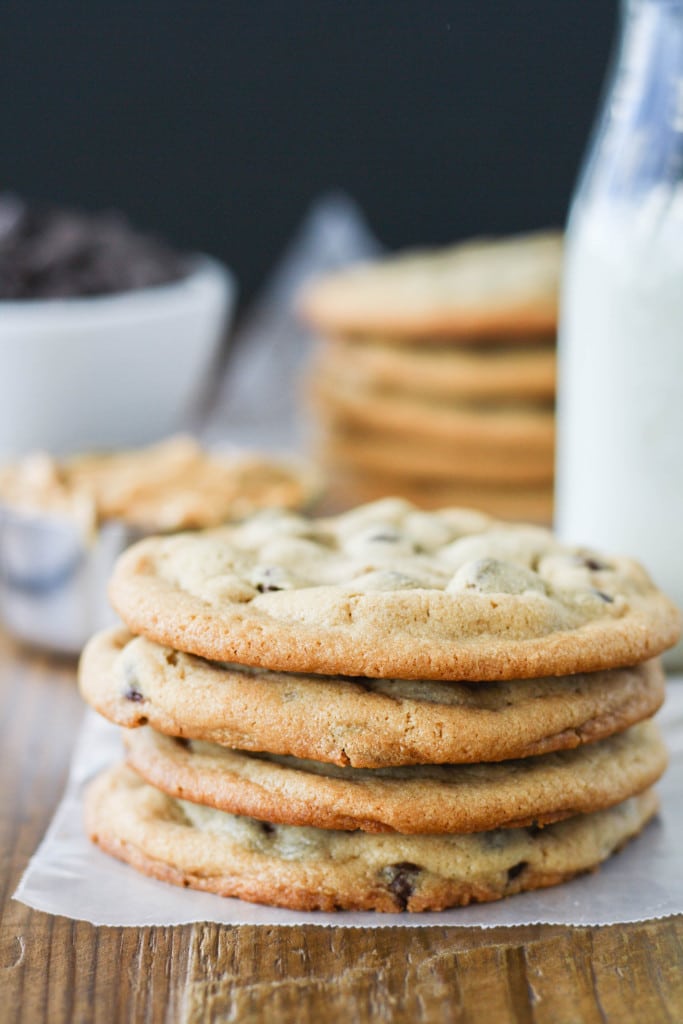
(80, 498, 681, 913)
(105, 497, 678, 680)
(300, 232, 562, 522)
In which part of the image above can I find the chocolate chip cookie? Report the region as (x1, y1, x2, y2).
(299, 231, 563, 341)
(108, 498, 682, 679)
(85, 766, 659, 913)
(122, 720, 666, 834)
(80, 628, 665, 767)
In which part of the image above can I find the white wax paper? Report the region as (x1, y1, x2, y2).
(14, 680, 683, 928)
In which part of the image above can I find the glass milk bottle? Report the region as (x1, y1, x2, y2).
(556, 0, 683, 667)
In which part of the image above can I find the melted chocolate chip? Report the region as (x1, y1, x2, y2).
(260, 821, 276, 835)
(383, 862, 422, 910)
(594, 590, 614, 603)
(256, 582, 283, 593)
(507, 861, 528, 881)
(122, 662, 145, 703)
(481, 829, 508, 850)
(584, 557, 607, 571)
(174, 737, 190, 749)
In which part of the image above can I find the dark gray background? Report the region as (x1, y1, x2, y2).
(2, 1, 616, 306)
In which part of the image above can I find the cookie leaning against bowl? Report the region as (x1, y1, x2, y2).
(80, 629, 666, 767)
(64, 434, 319, 531)
(0, 435, 320, 534)
(108, 498, 682, 680)
(122, 720, 667, 834)
(299, 230, 563, 341)
(85, 767, 659, 912)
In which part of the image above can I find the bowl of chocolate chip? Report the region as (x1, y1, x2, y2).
(0, 194, 234, 458)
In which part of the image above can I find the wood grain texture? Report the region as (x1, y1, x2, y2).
(0, 632, 682, 1024)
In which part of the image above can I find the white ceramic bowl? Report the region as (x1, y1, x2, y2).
(0, 257, 235, 458)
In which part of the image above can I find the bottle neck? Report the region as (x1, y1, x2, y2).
(578, 0, 683, 203)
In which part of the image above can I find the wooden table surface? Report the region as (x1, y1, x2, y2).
(1, 632, 682, 1024)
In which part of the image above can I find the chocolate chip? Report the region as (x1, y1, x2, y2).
(174, 737, 190, 749)
(122, 662, 145, 702)
(382, 862, 421, 910)
(507, 861, 528, 881)
(584, 557, 607, 571)
(260, 821, 276, 835)
(594, 590, 614, 603)
(255, 566, 286, 593)
(0, 193, 189, 299)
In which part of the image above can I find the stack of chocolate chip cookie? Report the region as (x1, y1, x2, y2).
(300, 232, 562, 522)
(79, 498, 681, 912)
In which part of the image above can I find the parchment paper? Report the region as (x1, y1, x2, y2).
(14, 680, 683, 928)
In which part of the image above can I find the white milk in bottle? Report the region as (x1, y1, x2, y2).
(556, 0, 683, 666)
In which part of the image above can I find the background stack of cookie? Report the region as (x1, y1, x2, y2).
(79, 498, 680, 913)
(300, 232, 562, 523)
